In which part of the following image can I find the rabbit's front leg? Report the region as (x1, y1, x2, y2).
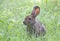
(33, 26, 39, 37)
(27, 27, 33, 37)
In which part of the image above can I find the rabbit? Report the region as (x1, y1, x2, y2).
(23, 6, 46, 37)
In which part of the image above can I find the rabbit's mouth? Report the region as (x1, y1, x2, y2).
(23, 21, 32, 25)
(23, 22, 30, 25)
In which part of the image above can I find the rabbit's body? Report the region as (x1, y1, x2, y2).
(26, 19, 46, 37)
(34, 20, 46, 36)
(23, 6, 46, 37)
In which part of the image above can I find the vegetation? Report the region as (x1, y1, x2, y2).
(0, 0, 60, 41)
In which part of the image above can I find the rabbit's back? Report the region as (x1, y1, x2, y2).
(33, 20, 46, 36)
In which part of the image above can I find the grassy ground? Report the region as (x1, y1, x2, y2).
(0, 0, 60, 41)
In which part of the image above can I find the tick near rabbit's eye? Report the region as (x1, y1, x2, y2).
(28, 18, 31, 20)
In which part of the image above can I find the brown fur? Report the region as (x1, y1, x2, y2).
(23, 6, 46, 37)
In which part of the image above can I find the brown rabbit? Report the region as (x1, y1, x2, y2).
(23, 6, 46, 37)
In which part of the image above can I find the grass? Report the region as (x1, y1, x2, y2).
(0, 0, 60, 41)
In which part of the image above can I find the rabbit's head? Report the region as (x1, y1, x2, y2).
(23, 6, 40, 26)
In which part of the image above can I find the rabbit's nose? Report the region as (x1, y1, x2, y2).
(23, 21, 26, 25)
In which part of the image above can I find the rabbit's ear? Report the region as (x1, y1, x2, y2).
(31, 6, 40, 18)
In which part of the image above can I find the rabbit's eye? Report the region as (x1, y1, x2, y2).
(28, 18, 31, 20)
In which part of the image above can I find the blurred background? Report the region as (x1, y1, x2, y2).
(0, 0, 60, 41)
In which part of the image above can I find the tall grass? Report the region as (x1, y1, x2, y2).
(0, 0, 60, 41)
